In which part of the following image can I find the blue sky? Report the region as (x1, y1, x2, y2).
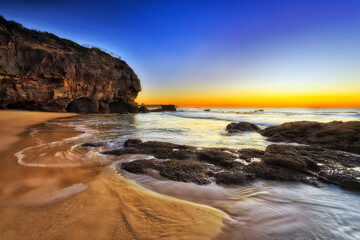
(1, 0, 360, 106)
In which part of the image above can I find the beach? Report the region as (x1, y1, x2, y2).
(0, 110, 77, 152)
(0, 110, 226, 240)
(0, 108, 359, 239)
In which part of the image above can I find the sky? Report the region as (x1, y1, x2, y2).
(1, 0, 360, 107)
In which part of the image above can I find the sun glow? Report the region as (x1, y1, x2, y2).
(137, 89, 360, 108)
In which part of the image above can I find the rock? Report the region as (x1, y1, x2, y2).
(104, 139, 360, 190)
(260, 121, 360, 154)
(121, 159, 157, 174)
(103, 139, 196, 160)
(243, 162, 310, 183)
(121, 159, 211, 184)
(238, 148, 264, 162)
(204, 109, 210, 112)
(135, 140, 192, 150)
(226, 122, 261, 133)
(0, 16, 141, 113)
(254, 109, 264, 113)
(215, 171, 254, 185)
(161, 105, 177, 111)
(109, 100, 139, 114)
(262, 144, 360, 189)
(197, 150, 235, 168)
(124, 139, 143, 147)
(156, 160, 211, 185)
(138, 105, 150, 113)
(149, 105, 177, 112)
(319, 171, 360, 190)
(81, 142, 106, 147)
(263, 144, 320, 173)
(102, 148, 141, 156)
(66, 98, 98, 113)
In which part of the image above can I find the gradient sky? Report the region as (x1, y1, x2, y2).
(1, 0, 360, 107)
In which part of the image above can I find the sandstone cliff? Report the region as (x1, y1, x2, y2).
(0, 16, 141, 113)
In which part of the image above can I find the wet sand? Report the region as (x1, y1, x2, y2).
(0, 110, 226, 240)
(0, 110, 77, 152)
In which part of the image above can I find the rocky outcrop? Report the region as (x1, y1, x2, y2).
(226, 122, 261, 133)
(122, 159, 212, 185)
(103, 139, 360, 190)
(81, 142, 106, 147)
(260, 121, 360, 154)
(160, 105, 177, 111)
(137, 105, 177, 113)
(0, 16, 141, 113)
(148, 105, 177, 112)
(138, 105, 150, 113)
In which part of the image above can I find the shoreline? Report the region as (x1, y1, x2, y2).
(0, 110, 227, 240)
(0, 110, 78, 153)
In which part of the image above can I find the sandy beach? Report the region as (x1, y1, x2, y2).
(0, 110, 78, 152)
(0, 110, 226, 240)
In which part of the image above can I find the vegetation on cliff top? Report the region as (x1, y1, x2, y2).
(0, 15, 113, 58)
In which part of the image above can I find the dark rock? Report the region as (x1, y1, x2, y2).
(67, 98, 98, 113)
(215, 171, 254, 185)
(124, 139, 143, 147)
(149, 105, 177, 112)
(139, 141, 191, 150)
(243, 162, 311, 183)
(121, 159, 157, 174)
(238, 148, 264, 162)
(81, 142, 106, 147)
(101, 147, 145, 156)
(156, 160, 211, 185)
(106, 139, 360, 190)
(319, 170, 360, 190)
(262, 144, 360, 190)
(121, 159, 211, 185)
(260, 121, 360, 154)
(98, 101, 109, 113)
(139, 105, 150, 113)
(263, 144, 320, 173)
(226, 122, 261, 133)
(0, 16, 141, 113)
(254, 109, 264, 113)
(109, 100, 139, 114)
(161, 105, 177, 111)
(204, 109, 210, 112)
(197, 150, 235, 168)
(102, 139, 196, 160)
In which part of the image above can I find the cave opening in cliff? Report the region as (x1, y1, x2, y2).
(66, 97, 98, 113)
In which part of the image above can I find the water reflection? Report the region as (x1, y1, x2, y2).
(120, 167, 360, 240)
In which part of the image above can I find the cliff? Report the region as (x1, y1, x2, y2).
(0, 16, 141, 113)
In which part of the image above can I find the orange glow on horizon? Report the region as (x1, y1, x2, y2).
(137, 90, 360, 108)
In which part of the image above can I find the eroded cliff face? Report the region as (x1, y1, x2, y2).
(0, 16, 141, 113)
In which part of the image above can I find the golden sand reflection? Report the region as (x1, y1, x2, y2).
(0, 110, 225, 240)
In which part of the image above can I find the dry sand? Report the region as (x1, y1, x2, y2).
(0, 110, 227, 240)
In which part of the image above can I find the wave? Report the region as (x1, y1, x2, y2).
(351, 113, 360, 118)
(180, 108, 360, 117)
(16, 142, 110, 168)
(15, 120, 111, 168)
(163, 112, 275, 127)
